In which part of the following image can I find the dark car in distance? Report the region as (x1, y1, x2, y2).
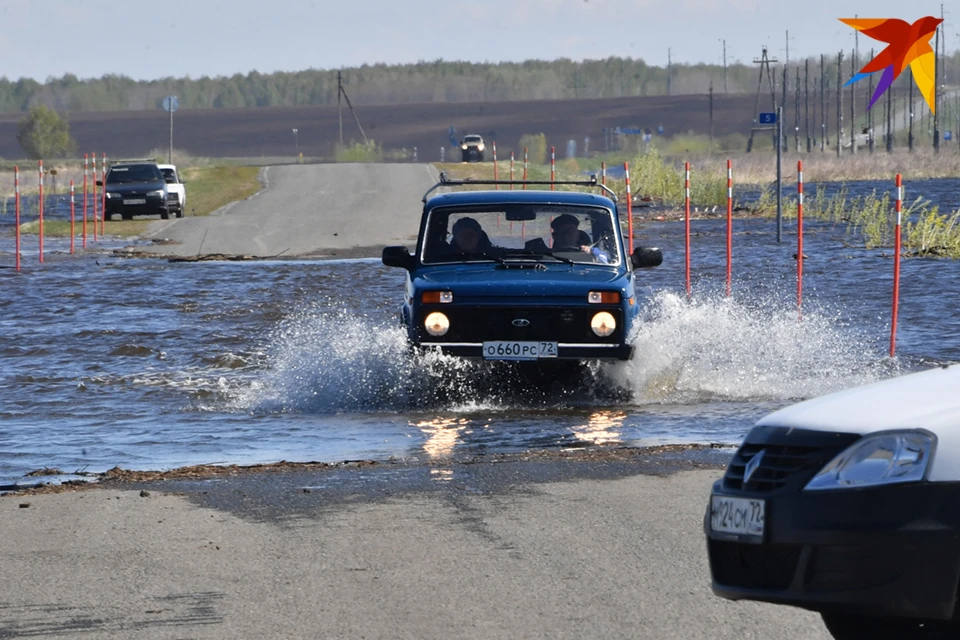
(382, 174, 663, 363)
(100, 161, 170, 221)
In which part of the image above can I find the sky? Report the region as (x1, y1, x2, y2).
(0, 0, 956, 81)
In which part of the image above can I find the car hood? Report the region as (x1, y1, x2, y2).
(414, 264, 627, 299)
(756, 364, 960, 481)
(105, 181, 165, 194)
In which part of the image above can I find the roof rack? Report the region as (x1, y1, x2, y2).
(109, 158, 159, 165)
(422, 172, 618, 203)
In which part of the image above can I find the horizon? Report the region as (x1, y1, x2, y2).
(1, 0, 957, 83)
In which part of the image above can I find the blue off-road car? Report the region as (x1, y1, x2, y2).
(382, 174, 662, 362)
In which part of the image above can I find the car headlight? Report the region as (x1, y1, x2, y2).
(804, 431, 935, 491)
(461, 144, 468, 150)
(476, 143, 485, 151)
(105, 192, 121, 199)
(590, 311, 616, 337)
(424, 312, 450, 336)
(146, 190, 164, 198)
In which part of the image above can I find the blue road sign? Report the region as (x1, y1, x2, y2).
(759, 112, 777, 125)
(620, 127, 642, 134)
(945, 131, 953, 142)
(162, 96, 179, 113)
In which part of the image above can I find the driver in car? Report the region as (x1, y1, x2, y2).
(547, 214, 611, 263)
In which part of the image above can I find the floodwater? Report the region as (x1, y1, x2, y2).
(2, 179, 959, 486)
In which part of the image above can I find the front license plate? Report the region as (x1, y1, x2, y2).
(710, 495, 765, 539)
(123, 198, 146, 205)
(483, 341, 557, 360)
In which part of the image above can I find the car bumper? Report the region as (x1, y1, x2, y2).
(415, 342, 633, 361)
(705, 480, 960, 620)
(105, 199, 167, 215)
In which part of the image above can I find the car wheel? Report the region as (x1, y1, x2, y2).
(175, 208, 183, 219)
(102, 212, 111, 222)
(821, 613, 959, 639)
(122, 213, 133, 221)
(161, 210, 170, 220)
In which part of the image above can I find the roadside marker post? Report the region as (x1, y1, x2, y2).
(70, 181, 75, 254)
(509, 151, 515, 190)
(601, 161, 606, 186)
(14, 166, 20, 271)
(624, 162, 634, 252)
(101, 153, 107, 234)
(891, 174, 903, 357)
(684, 161, 691, 297)
(83, 155, 88, 248)
(492, 141, 498, 190)
(522, 148, 528, 190)
(726, 160, 733, 297)
(92, 154, 98, 241)
(38, 160, 44, 263)
(550, 146, 555, 190)
(797, 161, 804, 316)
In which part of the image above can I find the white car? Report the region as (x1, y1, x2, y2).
(158, 164, 187, 218)
(705, 364, 960, 639)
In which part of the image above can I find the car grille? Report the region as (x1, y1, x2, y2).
(420, 305, 622, 343)
(709, 540, 801, 591)
(721, 428, 859, 494)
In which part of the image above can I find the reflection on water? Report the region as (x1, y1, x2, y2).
(571, 410, 627, 446)
(417, 416, 467, 459)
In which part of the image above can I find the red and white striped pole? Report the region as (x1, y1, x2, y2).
(684, 162, 691, 297)
(101, 153, 106, 234)
(14, 166, 20, 271)
(509, 151, 515, 190)
(522, 147, 528, 190)
(70, 180, 75, 254)
(38, 160, 44, 263)
(890, 174, 903, 358)
(601, 161, 606, 186)
(797, 161, 804, 315)
(492, 141, 498, 190)
(726, 160, 733, 297)
(550, 146, 555, 191)
(82, 155, 88, 248)
(92, 153, 98, 241)
(624, 162, 634, 252)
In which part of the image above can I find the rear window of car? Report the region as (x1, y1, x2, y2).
(106, 164, 162, 183)
(160, 168, 177, 183)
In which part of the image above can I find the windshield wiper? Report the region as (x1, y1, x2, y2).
(503, 249, 576, 265)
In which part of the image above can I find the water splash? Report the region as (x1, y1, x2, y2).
(609, 290, 895, 404)
(242, 293, 896, 414)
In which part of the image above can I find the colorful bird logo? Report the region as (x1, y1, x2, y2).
(840, 16, 943, 113)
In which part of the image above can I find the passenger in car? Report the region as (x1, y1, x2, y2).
(448, 217, 495, 256)
(548, 214, 610, 263)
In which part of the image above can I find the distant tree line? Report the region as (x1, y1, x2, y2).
(1, 52, 959, 114)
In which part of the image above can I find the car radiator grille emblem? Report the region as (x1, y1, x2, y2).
(511, 318, 531, 327)
(743, 450, 765, 485)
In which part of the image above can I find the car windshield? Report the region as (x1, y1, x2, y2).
(106, 165, 162, 184)
(421, 204, 621, 266)
(160, 168, 177, 183)
(464, 136, 482, 143)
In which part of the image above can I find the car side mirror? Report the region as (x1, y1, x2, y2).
(95, 180, 103, 187)
(631, 246, 663, 269)
(382, 246, 415, 270)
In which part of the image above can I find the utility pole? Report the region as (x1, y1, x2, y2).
(338, 70, 343, 148)
(868, 49, 875, 152)
(850, 49, 857, 154)
(795, 67, 801, 152)
(821, 55, 827, 151)
(747, 46, 779, 152)
(909, 68, 915, 152)
(667, 48, 672, 96)
(935, 18, 941, 152)
(805, 59, 811, 152)
(837, 50, 844, 158)
(886, 83, 893, 152)
(720, 39, 728, 94)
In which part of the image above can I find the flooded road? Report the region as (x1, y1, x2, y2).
(2, 178, 958, 486)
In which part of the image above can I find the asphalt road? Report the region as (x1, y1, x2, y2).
(140, 163, 439, 258)
(0, 461, 832, 640)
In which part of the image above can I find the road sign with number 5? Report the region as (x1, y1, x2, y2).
(759, 112, 777, 125)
